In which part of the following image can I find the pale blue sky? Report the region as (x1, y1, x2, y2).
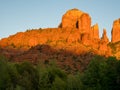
(0, 0, 120, 40)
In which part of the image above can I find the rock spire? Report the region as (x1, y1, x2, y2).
(111, 18, 120, 43)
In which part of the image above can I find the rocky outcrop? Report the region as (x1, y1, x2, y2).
(61, 9, 92, 45)
(81, 33, 90, 45)
(0, 8, 120, 59)
(91, 24, 99, 40)
(61, 8, 83, 28)
(78, 13, 91, 33)
(67, 29, 81, 43)
(87, 24, 100, 49)
(101, 29, 109, 43)
(111, 18, 120, 43)
(99, 29, 111, 57)
(78, 13, 91, 45)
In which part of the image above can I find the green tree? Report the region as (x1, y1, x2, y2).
(82, 56, 108, 90)
(15, 62, 39, 90)
(67, 74, 83, 90)
(36, 62, 67, 90)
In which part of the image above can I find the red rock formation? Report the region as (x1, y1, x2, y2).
(81, 34, 90, 45)
(62, 8, 83, 28)
(67, 29, 80, 43)
(78, 13, 91, 45)
(101, 29, 109, 43)
(61, 9, 92, 46)
(78, 13, 91, 33)
(98, 29, 111, 56)
(111, 18, 120, 43)
(91, 24, 99, 40)
(0, 8, 120, 59)
(89, 24, 100, 49)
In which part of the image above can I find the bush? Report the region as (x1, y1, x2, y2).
(67, 74, 83, 90)
(15, 62, 39, 90)
(36, 62, 67, 90)
(82, 56, 120, 90)
(0, 55, 120, 90)
(0, 55, 19, 89)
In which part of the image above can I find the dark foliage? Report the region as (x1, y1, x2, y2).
(0, 55, 120, 90)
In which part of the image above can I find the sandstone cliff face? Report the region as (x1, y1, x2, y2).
(62, 8, 83, 28)
(99, 29, 111, 56)
(67, 29, 80, 43)
(61, 9, 92, 45)
(101, 29, 109, 43)
(0, 8, 120, 59)
(91, 24, 99, 40)
(78, 13, 91, 45)
(89, 24, 100, 49)
(78, 13, 91, 33)
(111, 18, 120, 43)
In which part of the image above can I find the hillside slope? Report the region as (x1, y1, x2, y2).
(0, 8, 120, 61)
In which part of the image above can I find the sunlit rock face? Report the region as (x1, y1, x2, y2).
(78, 13, 91, 33)
(98, 29, 111, 56)
(78, 13, 91, 45)
(91, 24, 99, 40)
(61, 8, 83, 28)
(1, 8, 120, 59)
(61, 8, 91, 33)
(61, 8, 92, 45)
(111, 18, 120, 43)
(101, 29, 109, 43)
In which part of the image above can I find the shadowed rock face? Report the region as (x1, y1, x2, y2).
(111, 18, 120, 43)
